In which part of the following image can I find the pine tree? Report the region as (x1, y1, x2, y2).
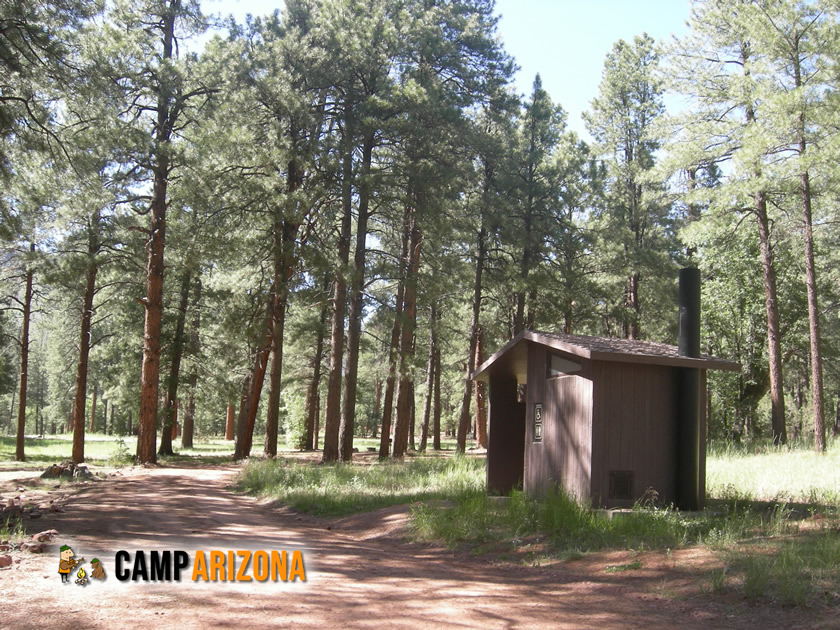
(585, 34, 669, 340)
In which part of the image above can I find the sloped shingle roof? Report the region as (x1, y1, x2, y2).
(472, 330, 740, 381)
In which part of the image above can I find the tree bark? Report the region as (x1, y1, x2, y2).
(457, 220, 485, 453)
(833, 395, 840, 436)
(791, 52, 826, 452)
(409, 385, 416, 451)
(432, 338, 441, 451)
(372, 377, 381, 439)
(475, 325, 488, 448)
(265, 141, 303, 458)
(264, 219, 296, 458)
(743, 43, 786, 445)
(392, 208, 422, 458)
(225, 404, 234, 441)
(137, 8, 176, 464)
(7, 387, 15, 440)
(181, 275, 201, 449)
(234, 291, 275, 460)
(71, 236, 98, 463)
(624, 271, 641, 340)
(378, 217, 409, 459)
(339, 132, 375, 462)
(801, 168, 825, 453)
(304, 280, 329, 451)
(89, 383, 97, 433)
(418, 305, 437, 452)
(15, 244, 34, 462)
(159, 268, 192, 456)
(322, 126, 355, 463)
(754, 191, 787, 445)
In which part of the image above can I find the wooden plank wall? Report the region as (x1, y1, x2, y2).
(590, 361, 677, 507)
(524, 343, 593, 499)
(523, 343, 546, 494)
(545, 374, 592, 500)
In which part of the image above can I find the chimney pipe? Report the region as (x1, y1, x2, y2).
(676, 267, 703, 511)
(678, 267, 701, 358)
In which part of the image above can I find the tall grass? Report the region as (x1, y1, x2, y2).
(0, 435, 234, 467)
(707, 438, 840, 505)
(727, 527, 840, 606)
(410, 487, 767, 553)
(236, 454, 485, 516)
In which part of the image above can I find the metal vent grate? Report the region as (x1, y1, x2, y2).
(609, 471, 634, 501)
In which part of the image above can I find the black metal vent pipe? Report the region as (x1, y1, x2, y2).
(677, 268, 703, 511)
(679, 268, 701, 359)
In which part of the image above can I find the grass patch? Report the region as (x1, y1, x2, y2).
(0, 435, 235, 467)
(707, 438, 840, 506)
(236, 454, 484, 516)
(605, 560, 643, 573)
(411, 487, 738, 552)
(0, 435, 133, 465)
(724, 527, 840, 606)
(0, 515, 25, 541)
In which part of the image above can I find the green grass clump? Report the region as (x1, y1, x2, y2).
(411, 487, 723, 552)
(236, 454, 485, 516)
(0, 516, 25, 541)
(729, 529, 840, 606)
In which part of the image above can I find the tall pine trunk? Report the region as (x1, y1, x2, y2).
(372, 378, 381, 438)
(457, 221, 485, 453)
(418, 304, 437, 452)
(792, 57, 825, 452)
(432, 339, 441, 450)
(322, 127, 354, 463)
(392, 207, 421, 458)
(71, 234, 98, 463)
(474, 326, 487, 448)
(801, 167, 824, 452)
(234, 293, 274, 460)
(265, 144, 302, 458)
(378, 218, 409, 459)
(225, 404, 234, 441)
(137, 8, 176, 464)
(339, 132, 375, 462)
(158, 268, 192, 456)
(89, 383, 97, 432)
(304, 281, 329, 451)
(181, 275, 201, 449)
(264, 220, 296, 458)
(743, 44, 786, 445)
(755, 194, 786, 445)
(14, 244, 34, 462)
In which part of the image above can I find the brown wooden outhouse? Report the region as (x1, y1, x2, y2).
(473, 330, 739, 509)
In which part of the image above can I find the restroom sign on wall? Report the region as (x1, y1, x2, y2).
(534, 403, 543, 442)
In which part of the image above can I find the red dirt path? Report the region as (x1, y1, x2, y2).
(0, 463, 834, 629)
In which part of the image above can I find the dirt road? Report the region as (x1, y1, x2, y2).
(0, 464, 828, 629)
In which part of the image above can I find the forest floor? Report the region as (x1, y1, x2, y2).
(0, 460, 836, 629)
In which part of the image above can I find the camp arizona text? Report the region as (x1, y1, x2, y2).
(114, 549, 306, 582)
